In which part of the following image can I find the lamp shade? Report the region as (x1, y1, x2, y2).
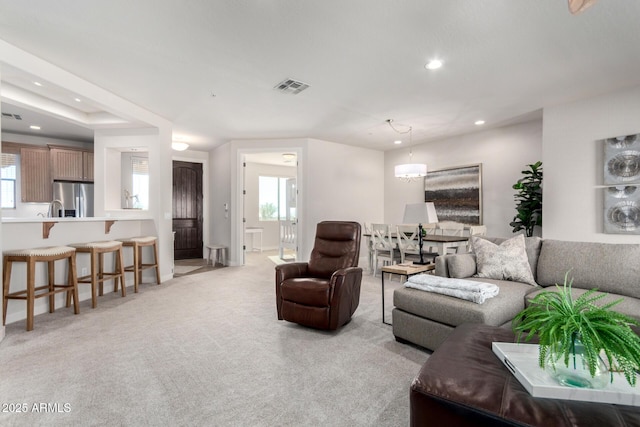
(403, 202, 439, 224)
(395, 163, 427, 179)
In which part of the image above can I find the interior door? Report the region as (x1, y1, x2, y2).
(173, 161, 203, 259)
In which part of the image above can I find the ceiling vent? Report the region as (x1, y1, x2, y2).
(274, 78, 310, 95)
(1, 112, 22, 120)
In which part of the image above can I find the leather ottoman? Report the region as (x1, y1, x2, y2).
(410, 323, 640, 426)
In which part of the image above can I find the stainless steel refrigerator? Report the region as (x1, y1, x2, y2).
(52, 181, 94, 217)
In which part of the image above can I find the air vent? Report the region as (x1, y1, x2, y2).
(274, 78, 310, 95)
(1, 112, 22, 120)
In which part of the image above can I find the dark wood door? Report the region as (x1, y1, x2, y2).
(173, 161, 203, 259)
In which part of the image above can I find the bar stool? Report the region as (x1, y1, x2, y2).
(70, 241, 125, 308)
(3, 246, 79, 331)
(119, 236, 161, 292)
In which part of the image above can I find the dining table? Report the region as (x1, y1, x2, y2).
(363, 233, 469, 256)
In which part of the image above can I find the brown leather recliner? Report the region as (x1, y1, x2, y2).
(275, 221, 363, 330)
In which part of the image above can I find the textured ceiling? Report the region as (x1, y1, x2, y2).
(1, 0, 639, 151)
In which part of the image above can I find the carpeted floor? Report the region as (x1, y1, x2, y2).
(0, 251, 429, 426)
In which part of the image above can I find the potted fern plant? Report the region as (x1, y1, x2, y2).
(512, 272, 640, 388)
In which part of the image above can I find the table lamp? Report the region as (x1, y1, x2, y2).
(403, 202, 439, 265)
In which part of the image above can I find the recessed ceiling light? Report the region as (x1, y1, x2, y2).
(394, 140, 403, 145)
(74, 98, 82, 102)
(33, 81, 43, 87)
(30, 125, 41, 130)
(474, 120, 485, 126)
(425, 59, 443, 70)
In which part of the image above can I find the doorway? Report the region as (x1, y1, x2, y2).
(173, 161, 203, 259)
(241, 151, 300, 266)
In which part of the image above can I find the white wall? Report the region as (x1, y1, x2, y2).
(94, 128, 174, 282)
(214, 138, 384, 266)
(209, 142, 232, 252)
(542, 84, 640, 243)
(305, 138, 384, 263)
(385, 120, 543, 237)
(244, 162, 296, 250)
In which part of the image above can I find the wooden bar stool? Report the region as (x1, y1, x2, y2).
(119, 236, 161, 292)
(3, 246, 79, 331)
(70, 241, 125, 308)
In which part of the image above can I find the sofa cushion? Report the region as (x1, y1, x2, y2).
(394, 277, 537, 327)
(536, 240, 640, 299)
(525, 286, 640, 323)
(471, 235, 536, 286)
(447, 253, 476, 278)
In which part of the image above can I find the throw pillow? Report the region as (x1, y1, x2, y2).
(447, 253, 477, 278)
(471, 234, 537, 286)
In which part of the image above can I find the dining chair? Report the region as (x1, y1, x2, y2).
(436, 221, 466, 254)
(422, 222, 439, 254)
(436, 221, 465, 236)
(363, 222, 374, 274)
(370, 223, 401, 277)
(465, 225, 487, 237)
(396, 224, 437, 265)
(463, 225, 487, 252)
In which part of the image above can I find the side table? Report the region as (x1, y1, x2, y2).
(381, 263, 434, 325)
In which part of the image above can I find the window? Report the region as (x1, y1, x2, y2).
(131, 157, 149, 210)
(1, 153, 18, 209)
(259, 176, 295, 221)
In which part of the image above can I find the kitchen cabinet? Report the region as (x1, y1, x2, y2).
(50, 146, 94, 182)
(83, 151, 94, 181)
(20, 147, 52, 202)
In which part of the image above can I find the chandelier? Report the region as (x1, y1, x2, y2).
(388, 119, 427, 181)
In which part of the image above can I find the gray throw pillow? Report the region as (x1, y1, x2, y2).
(447, 254, 477, 278)
(471, 234, 537, 286)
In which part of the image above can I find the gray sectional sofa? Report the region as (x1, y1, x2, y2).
(392, 237, 640, 351)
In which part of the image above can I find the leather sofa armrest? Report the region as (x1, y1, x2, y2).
(275, 262, 309, 283)
(330, 266, 362, 282)
(328, 267, 363, 329)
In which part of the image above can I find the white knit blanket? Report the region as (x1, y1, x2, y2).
(404, 274, 499, 304)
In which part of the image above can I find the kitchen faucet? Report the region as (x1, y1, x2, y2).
(48, 199, 64, 218)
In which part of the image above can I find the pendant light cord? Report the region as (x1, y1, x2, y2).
(387, 119, 414, 157)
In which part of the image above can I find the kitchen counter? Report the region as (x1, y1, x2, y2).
(2, 215, 155, 240)
(2, 216, 154, 223)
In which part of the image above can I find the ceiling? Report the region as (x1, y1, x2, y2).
(1, 1, 639, 151)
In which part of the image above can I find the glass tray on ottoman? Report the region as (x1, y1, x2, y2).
(492, 342, 640, 406)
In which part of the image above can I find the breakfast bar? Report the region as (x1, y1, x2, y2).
(2, 215, 156, 326)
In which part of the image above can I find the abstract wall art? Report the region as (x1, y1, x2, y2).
(604, 134, 640, 185)
(603, 133, 640, 234)
(604, 186, 640, 234)
(424, 164, 482, 225)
